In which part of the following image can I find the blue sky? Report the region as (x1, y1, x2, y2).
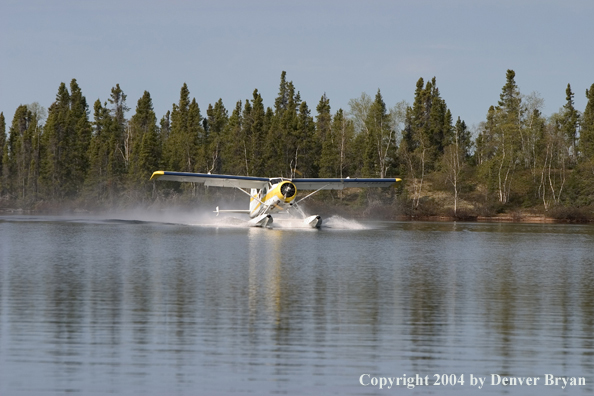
(1, 0, 592, 130)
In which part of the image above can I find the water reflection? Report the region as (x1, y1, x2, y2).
(0, 218, 593, 394)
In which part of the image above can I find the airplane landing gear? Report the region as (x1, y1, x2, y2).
(249, 214, 273, 228)
(304, 215, 322, 228)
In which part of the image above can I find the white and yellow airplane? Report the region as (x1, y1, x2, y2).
(150, 171, 401, 228)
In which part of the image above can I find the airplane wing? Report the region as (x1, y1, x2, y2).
(291, 177, 401, 190)
(150, 171, 269, 189)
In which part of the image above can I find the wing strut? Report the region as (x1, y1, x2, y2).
(233, 186, 284, 212)
(294, 184, 329, 205)
(285, 184, 329, 219)
(234, 187, 266, 206)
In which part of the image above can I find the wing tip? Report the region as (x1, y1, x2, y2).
(150, 171, 164, 181)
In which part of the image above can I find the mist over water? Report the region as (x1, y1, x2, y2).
(197, 214, 372, 230)
(1, 216, 593, 395)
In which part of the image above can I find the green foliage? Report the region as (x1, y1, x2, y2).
(39, 81, 92, 200)
(6, 105, 33, 200)
(0, 112, 6, 194)
(69, 79, 92, 196)
(128, 91, 161, 197)
(363, 90, 396, 177)
(562, 162, 594, 207)
(220, 100, 246, 175)
(561, 84, 580, 161)
(203, 99, 228, 174)
(2, 71, 593, 219)
(401, 77, 451, 168)
(246, 90, 267, 176)
(316, 94, 332, 177)
(477, 70, 524, 204)
(163, 83, 202, 174)
(579, 84, 594, 160)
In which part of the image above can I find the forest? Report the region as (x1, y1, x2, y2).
(1, 70, 594, 221)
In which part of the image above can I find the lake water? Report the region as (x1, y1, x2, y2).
(0, 213, 593, 395)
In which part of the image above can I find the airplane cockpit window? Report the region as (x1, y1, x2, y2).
(269, 178, 282, 186)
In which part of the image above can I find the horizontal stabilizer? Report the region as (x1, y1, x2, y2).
(214, 206, 250, 216)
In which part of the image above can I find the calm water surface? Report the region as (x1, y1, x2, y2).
(0, 214, 593, 395)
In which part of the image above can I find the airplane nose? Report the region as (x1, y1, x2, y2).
(280, 182, 296, 201)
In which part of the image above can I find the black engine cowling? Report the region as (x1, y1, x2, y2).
(280, 182, 297, 200)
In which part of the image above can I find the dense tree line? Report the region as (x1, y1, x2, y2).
(1, 71, 594, 216)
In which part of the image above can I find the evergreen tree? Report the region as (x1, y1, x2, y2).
(187, 98, 203, 172)
(0, 112, 6, 194)
(85, 99, 113, 201)
(203, 99, 228, 174)
(403, 78, 449, 161)
(317, 95, 336, 177)
(6, 105, 33, 201)
(107, 84, 129, 175)
(347, 92, 372, 177)
(278, 81, 299, 176)
(453, 116, 472, 159)
(314, 94, 331, 176)
(40, 83, 71, 199)
(274, 71, 289, 116)
(128, 91, 160, 195)
(561, 84, 580, 161)
(266, 75, 296, 176)
(401, 78, 424, 152)
(400, 77, 451, 173)
(82, 84, 128, 203)
(364, 90, 397, 178)
(241, 99, 254, 175)
(475, 106, 497, 166)
(221, 100, 249, 175)
(163, 83, 202, 173)
(102, 85, 130, 201)
(109, 84, 129, 128)
(426, 80, 449, 161)
(293, 100, 317, 177)
(579, 83, 594, 160)
(399, 77, 453, 207)
(249, 92, 272, 176)
(441, 109, 454, 151)
(68, 79, 91, 195)
(316, 94, 332, 144)
(159, 110, 171, 156)
(491, 69, 523, 203)
(25, 109, 43, 201)
(319, 108, 354, 178)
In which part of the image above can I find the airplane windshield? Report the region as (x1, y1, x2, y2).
(269, 178, 282, 186)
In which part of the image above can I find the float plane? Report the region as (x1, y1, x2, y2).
(150, 171, 401, 228)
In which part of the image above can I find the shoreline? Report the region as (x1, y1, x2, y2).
(2, 208, 592, 224)
(391, 214, 593, 224)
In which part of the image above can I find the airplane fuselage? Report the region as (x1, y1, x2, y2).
(249, 179, 297, 218)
